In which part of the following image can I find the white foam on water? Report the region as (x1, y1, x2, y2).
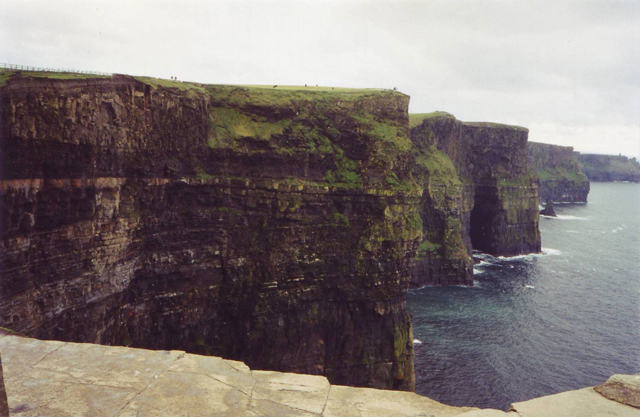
(566, 230, 579, 233)
(494, 247, 561, 261)
(413, 339, 423, 344)
(541, 247, 561, 256)
(525, 285, 535, 289)
(473, 267, 485, 275)
(554, 215, 587, 220)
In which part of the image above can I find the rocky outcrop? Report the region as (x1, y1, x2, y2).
(577, 153, 640, 182)
(594, 374, 640, 409)
(527, 142, 589, 203)
(539, 198, 556, 217)
(409, 113, 541, 286)
(0, 73, 420, 390)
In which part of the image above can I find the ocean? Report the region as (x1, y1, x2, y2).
(407, 182, 640, 410)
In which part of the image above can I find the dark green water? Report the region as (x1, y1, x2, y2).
(407, 182, 640, 410)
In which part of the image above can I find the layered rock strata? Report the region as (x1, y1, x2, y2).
(409, 112, 541, 286)
(0, 74, 421, 390)
(527, 142, 589, 203)
(577, 153, 640, 182)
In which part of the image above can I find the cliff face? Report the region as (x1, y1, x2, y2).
(577, 153, 640, 182)
(409, 113, 541, 286)
(527, 142, 589, 203)
(0, 74, 420, 390)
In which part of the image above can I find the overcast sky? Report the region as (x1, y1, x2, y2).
(2, 0, 639, 157)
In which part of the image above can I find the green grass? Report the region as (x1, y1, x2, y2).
(206, 84, 402, 107)
(409, 111, 455, 128)
(414, 146, 461, 185)
(535, 167, 587, 182)
(134, 76, 207, 93)
(207, 107, 291, 148)
(235, 84, 388, 93)
(0, 69, 109, 87)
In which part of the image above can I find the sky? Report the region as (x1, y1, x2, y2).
(2, 0, 639, 157)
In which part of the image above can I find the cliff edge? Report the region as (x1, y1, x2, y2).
(1, 334, 637, 417)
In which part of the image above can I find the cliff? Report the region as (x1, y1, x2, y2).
(0, 72, 421, 390)
(408, 112, 541, 286)
(527, 142, 590, 203)
(577, 153, 640, 182)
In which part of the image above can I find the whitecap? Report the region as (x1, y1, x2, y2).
(566, 230, 579, 233)
(541, 247, 561, 256)
(525, 285, 535, 289)
(473, 267, 485, 275)
(413, 339, 423, 344)
(554, 215, 587, 220)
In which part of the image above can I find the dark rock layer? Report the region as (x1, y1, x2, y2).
(527, 142, 589, 203)
(0, 74, 419, 390)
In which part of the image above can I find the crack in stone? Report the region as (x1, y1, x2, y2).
(320, 385, 331, 416)
(166, 369, 252, 397)
(20, 374, 135, 391)
(30, 342, 67, 368)
(111, 354, 182, 417)
(255, 398, 324, 416)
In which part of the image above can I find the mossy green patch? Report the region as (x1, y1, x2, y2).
(414, 146, 461, 186)
(409, 111, 456, 128)
(207, 106, 290, 148)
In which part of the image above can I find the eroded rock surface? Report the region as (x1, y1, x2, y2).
(594, 374, 640, 409)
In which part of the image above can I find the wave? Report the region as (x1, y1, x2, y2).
(525, 285, 535, 289)
(413, 339, 423, 344)
(487, 247, 561, 261)
(554, 215, 588, 220)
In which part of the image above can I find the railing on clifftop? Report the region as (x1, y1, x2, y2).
(0, 63, 112, 76)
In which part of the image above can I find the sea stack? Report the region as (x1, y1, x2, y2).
(540, 198, 557, 217)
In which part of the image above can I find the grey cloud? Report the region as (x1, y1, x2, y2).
(1, 0, 638, 156)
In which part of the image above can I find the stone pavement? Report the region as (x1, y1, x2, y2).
(0, 333, 637, 416)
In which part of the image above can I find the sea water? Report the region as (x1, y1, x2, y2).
(407, 182, 640, 410)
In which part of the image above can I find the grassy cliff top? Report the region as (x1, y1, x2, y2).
(462, 121, 528, 131)
(0, 69, 111, 87)
(409, 111, 455, 128)
(0, 69, 403, 100)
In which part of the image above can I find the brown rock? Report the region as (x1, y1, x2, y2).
(594, 374, 640, 408)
